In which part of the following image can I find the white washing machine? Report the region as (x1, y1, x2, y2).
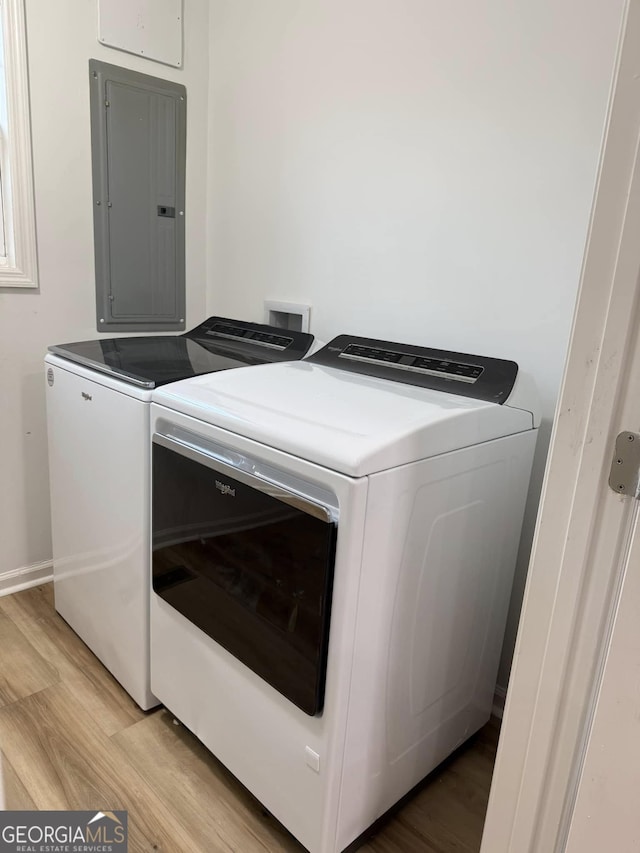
(149, 334, 539, 852)
(45, 318, 315, 710)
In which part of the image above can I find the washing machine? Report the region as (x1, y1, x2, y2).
(45, 317, 315, 710)
(149, 334, 539, 851)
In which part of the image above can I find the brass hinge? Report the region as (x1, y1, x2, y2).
(609, 431, 640, 497)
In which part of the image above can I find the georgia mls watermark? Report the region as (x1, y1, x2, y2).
(0, 811, 128, 853)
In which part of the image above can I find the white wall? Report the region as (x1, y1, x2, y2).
(0, 0, 209, 576)
(205, 0, 626, 685)
(0, 0, 625, 687)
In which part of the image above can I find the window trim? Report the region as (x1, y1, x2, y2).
(0, 0, 38, 288)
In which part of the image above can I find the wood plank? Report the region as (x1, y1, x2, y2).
(401, 752, 496, 829)
(360, 730, 499, 853)
(396, 783, 486, 852)
(0, 584, 145, 735)
(0, 608, 59, 706)
(396, 741, 493, 853)
(0, 750, 36, 809)
(360, 821, 441, 853)
(112, 708, 303, 852)
(0, 682, 203, 852)
(0, 584, 499, 853)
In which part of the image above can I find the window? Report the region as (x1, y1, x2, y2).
(0, 0, 38, 288)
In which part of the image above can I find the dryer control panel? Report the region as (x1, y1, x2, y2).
(308, 335, 518, 404)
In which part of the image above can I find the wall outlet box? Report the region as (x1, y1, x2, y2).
(264, 301, 311, 333)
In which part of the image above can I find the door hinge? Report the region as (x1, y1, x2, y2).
(608, 431, 640, 497)
(105, 99, 110, 108)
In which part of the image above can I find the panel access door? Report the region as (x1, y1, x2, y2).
(90, 59, 186, 332)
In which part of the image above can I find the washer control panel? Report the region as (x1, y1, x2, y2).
(308, 335, 518, 404)
(204, 322, 294, 350)
(189, 316, 314, 360)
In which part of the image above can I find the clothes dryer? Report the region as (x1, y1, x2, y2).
(149, 334, 539, 851)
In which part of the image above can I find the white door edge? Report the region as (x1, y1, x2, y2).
(480, 1, 640, 850)
(560, 499, 640, 850)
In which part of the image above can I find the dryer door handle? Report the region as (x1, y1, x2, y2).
(153, 431, 334, 523)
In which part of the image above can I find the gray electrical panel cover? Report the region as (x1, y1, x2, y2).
(89, 59, 186, 332)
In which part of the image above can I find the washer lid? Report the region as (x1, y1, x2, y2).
(47, 317, 314, 389)
(152, 360, 534, 477)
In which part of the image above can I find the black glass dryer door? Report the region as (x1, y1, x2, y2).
(152, 436, 337, 716)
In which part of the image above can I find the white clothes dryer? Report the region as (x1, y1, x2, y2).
(45, 318, 315, 710)
(149, 334, 539, 851)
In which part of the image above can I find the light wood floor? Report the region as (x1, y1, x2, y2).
(0, 583, 498, 852)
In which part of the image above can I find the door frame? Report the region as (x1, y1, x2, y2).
(480, 1, 640, 849)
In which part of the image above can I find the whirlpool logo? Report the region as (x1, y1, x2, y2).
(215, 480, 236, 497)
(0, 810, 128, 852)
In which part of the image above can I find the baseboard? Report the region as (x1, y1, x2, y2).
(492, 685, 507, 719)
(0, 560, 53, 597)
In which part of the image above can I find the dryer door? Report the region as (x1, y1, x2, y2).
(152, 432, 338, 716)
